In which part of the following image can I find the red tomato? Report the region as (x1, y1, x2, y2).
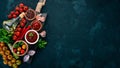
(19, 3, 24, 8)
(23, 6, 28, 11)
(15, 31, 20, 36)
(20, 22, 25, 27)
(15, 11, 19, 15)
(10, 11, 15, 15)
(13, 14, 17, 18)
(20, 49, 25, 54)
(13, 48, 17, 53)
(17, 25, 21, 28)
(21, 18, 26, 23)
(8, 14, 12, 19)
(15, 6, 20, 11)
(13, 35, 17, 41)
(19, 8, 23, 13)
(14, 29, 18, 32)
(17, 27, 22, 32)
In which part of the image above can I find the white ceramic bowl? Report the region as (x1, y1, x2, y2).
(25, 30, 39, 45)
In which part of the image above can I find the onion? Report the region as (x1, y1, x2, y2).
(23, 55, 30, 62)
(28, 50, 36, 56)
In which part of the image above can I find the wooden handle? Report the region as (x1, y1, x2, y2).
(35, 0, 46, 13)
(35, 3, 43, 13)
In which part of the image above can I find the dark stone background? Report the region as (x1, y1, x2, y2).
(0, 0, 120, 68)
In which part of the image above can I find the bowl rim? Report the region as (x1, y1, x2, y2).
(12, 40, 28, 56)
(31, 20, 43, 31)
(25, 29, 39, 45)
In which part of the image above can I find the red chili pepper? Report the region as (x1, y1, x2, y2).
(16, 26, 26, 40)
(19, 25, 31, 40)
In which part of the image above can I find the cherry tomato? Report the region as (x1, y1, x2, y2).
(8, 14, 12, 19)
(13, 14, 17, 18)
(22, 45, 26, 49)
(17, 25, 21, 28)
(15, 11, 19, 15)
(17, 47, 21, 51)
(13, 35, 17, 41)
(10, 11, 15, 15)
(17, 27, 22, 32)
(20, 49, 25, 54)
(23, 6, 28, 11)
(15, 6, 20, 11)
(21, 18, 26, 23)
(19, 3, 24, 8)
(15, 31, 20, 36)
(19, 8, 23, 13)
(13, 48, 17, 53)
(20, 22, 25, 27)
(14, 29, 18, 32)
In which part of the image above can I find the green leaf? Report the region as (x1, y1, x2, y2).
(29, 32, 34, 37)
(0, 28, 13, 44)
(14, 44, 19, 48)
(36, 39, 47, 49)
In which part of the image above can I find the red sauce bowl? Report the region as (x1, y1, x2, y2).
(25, 30, 39, 45)
(31, 20, 43, 31)
(25, 9, 36, 21)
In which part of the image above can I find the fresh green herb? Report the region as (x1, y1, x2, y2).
(29, 32, 34, 37)
(20, 42, 24, 46)
(14, 43, 19, 48)
(7, 44, 19, 59)
(0, 28, 18, 59)
(0, 28, 13, 44)
(14, 42, 24, 48)
(18, 42, 24, 46)
(36, 39, 47, 49)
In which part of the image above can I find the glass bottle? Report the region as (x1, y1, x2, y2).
(3, 12, 25, 32)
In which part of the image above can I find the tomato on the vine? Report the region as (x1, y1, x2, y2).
(19, 3, 24, 8)
(13, 14, 17, 18)
(17, 27, 22, 32)
(15, 11, 19, 15)
(15, 31, 20, 36)
(13, 35, 17, 41)
(20, 22, 25, 27)
(15, 6, 20, 11)
(23, 6, 28, 11)
(10, 11, 15, 15)
(8, 14, 12, 19)
(19, 8, 23, 13)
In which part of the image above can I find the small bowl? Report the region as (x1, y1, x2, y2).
(25, 30, 39, 45)
(25, 9, 36, 21)
(13, 40, 28, 56)
(31, 20, 43, 31)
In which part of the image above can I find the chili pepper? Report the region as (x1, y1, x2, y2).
(17, 20, 30, 40)
(20, 25, 31, 40)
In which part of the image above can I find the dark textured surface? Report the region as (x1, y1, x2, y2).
(0, 0, 120, 68)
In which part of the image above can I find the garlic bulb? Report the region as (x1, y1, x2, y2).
(40, 30, 46, 38)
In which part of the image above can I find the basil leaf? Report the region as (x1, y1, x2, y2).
(29, 32, 34, 37)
